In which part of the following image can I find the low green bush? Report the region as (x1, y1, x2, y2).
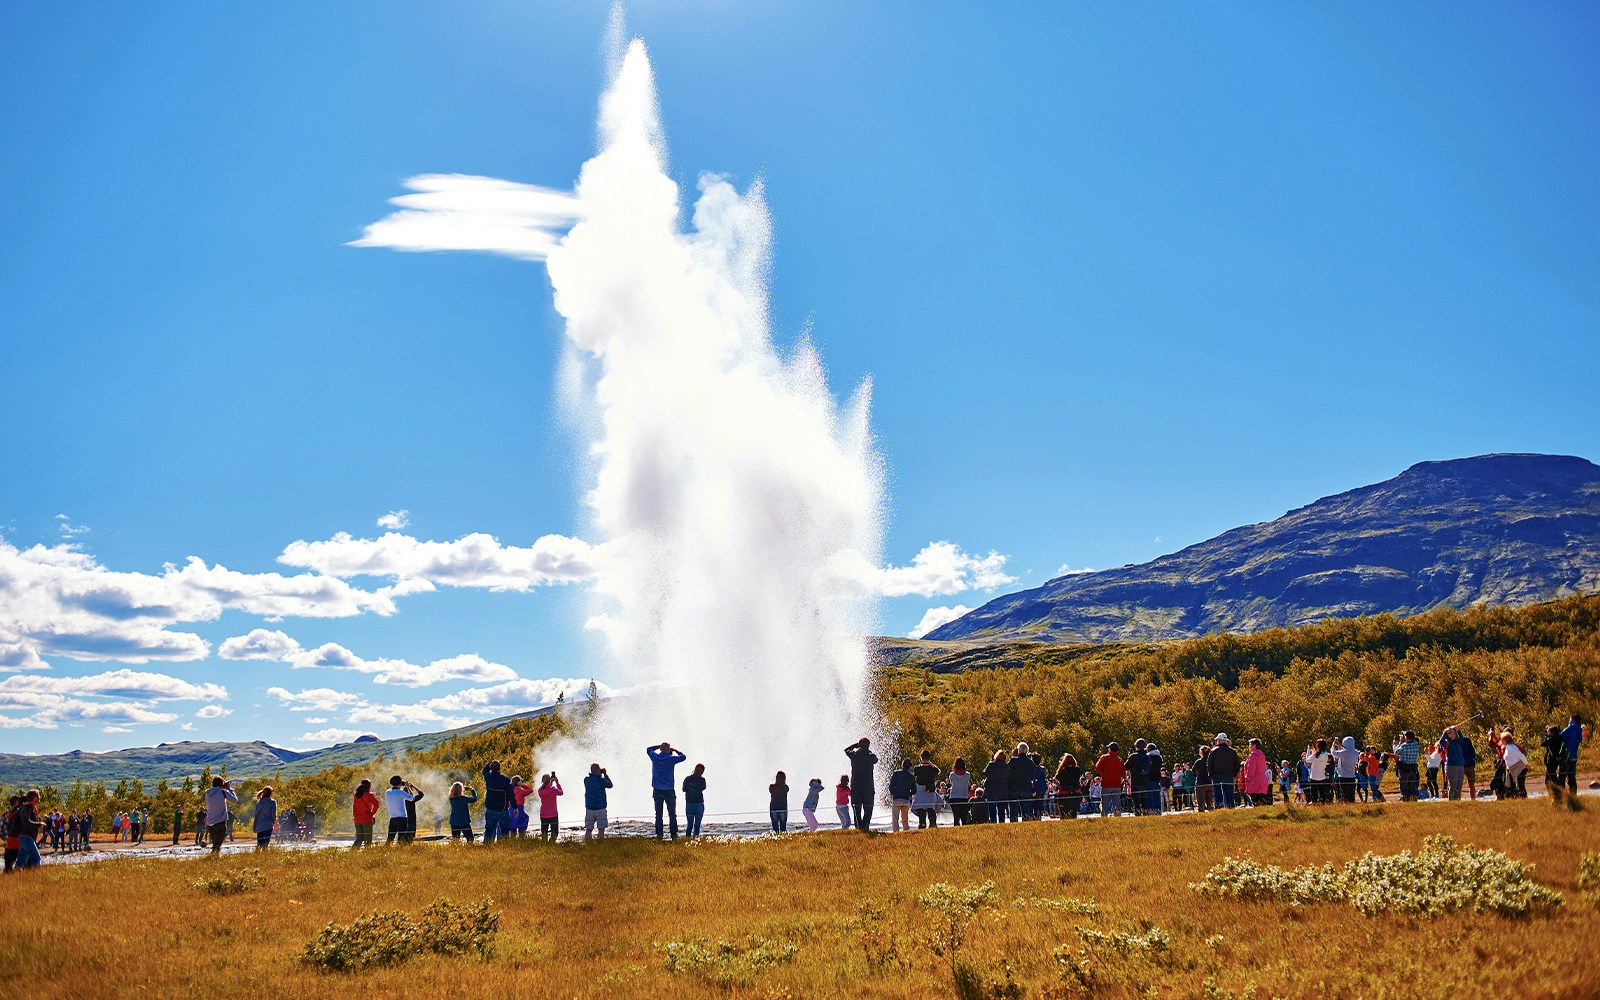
(190, 867, 267, 895)
(302, 897, 498, 971)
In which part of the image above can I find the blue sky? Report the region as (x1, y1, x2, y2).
(2, 3, 1596, 754)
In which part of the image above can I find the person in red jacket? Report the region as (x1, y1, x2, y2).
(1094, 743, 1126, 816)
(351, 779, 380, 848)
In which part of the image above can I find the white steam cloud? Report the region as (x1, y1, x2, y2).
(359, 37, 885, 812)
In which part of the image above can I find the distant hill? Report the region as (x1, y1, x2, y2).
(928, 453, 1600, 644)
(0, 707, 555, 790)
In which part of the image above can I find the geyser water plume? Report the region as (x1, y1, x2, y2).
(542, 40, 885, 815)
(354, 32, 886, 816)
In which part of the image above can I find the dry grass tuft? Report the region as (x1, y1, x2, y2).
(2, 800, 1598, 998)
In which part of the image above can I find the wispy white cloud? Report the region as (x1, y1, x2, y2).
(278, 531, 596, 591)
(906, 605, 972, 639)
(831, 541, 1016, 599)
(265, 687, 366, 713)
(218, 628, 518, 688)
(195, 705, 232, 719)
(0, 668, 225, 731)
(298, 727, 373, 745)
(1054, 564, 1095, 578)
(349, 174, 585, 261)
(344, 677, 607, 729)
(376, 509, 410, 530)
(0, 540, 408, 671)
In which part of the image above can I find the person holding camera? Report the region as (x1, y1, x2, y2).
(583, 763, 613, 841)
(537, 772, 564, 842)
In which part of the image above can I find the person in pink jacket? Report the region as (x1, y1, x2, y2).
(537, 772, 563, 842)
(1242, 737, 1272, 805)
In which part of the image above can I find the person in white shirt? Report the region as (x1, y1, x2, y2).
(202, 777, 238, 855)
(384, 775, 420, 844)
(1500, 731, 1529, 798)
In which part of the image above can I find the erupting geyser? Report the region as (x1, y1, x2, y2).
(359, 33, 884, 815)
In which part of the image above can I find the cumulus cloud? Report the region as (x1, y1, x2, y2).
(349, 173, 586, 261)
(830, 541, 1016, 598)
(0, 669, 226, 703)
(907, 605, 972, 639)
(299, 727, 373, 744)
(266, 687, 367, 713)
(346, 677, 608, 729)
(377, 509, 410, 530)
(0, 669, 223, 731)
(218, 629, 518, 688)
(101, 725, 133, 734)
(278, 531, 597, 591)
(0, 540, 405, 671)
(195, 705, 232, 719)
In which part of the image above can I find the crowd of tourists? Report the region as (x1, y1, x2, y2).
(1, 714, 1588, 868)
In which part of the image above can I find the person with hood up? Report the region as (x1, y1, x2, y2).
(802, 777, 824, 831)
(1241, 738, 1271, 805)
(1207, 735, 1241, 809)
(1331, 737, 1360, 802)
(1094, 743, 1126, 816)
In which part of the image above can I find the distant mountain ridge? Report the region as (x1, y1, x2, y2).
(0, 707, 554, 790)
(928, 453, 1600, 644)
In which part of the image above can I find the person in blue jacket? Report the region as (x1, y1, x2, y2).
(481, 760, 514, 842)
(648, 742, 686, 840)
(1558, 713, 1587, 794)
(583, 763, 613, 842)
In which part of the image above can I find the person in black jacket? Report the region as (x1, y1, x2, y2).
(1007, 743, 1034, 822)
(982, 751, 1009, 824)
(1127, 740, 1150, 816)
(887, 759, 915, 832)
(1054, 754, 1083, 819)
(844, 738, 878, 831)
(1207, 734, 1242, 809)
(1145, 743, 1166, 814)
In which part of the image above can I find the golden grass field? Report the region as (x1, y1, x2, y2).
(3, 799, 1598, 999)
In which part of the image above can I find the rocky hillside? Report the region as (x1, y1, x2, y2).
(928, 453, 1600, 644)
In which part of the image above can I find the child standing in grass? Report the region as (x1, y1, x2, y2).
(834, 776, 851, 829)
(448, 782, 478, 841)
(802, 778, 824, 831)
(538, 773, 563, 842)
